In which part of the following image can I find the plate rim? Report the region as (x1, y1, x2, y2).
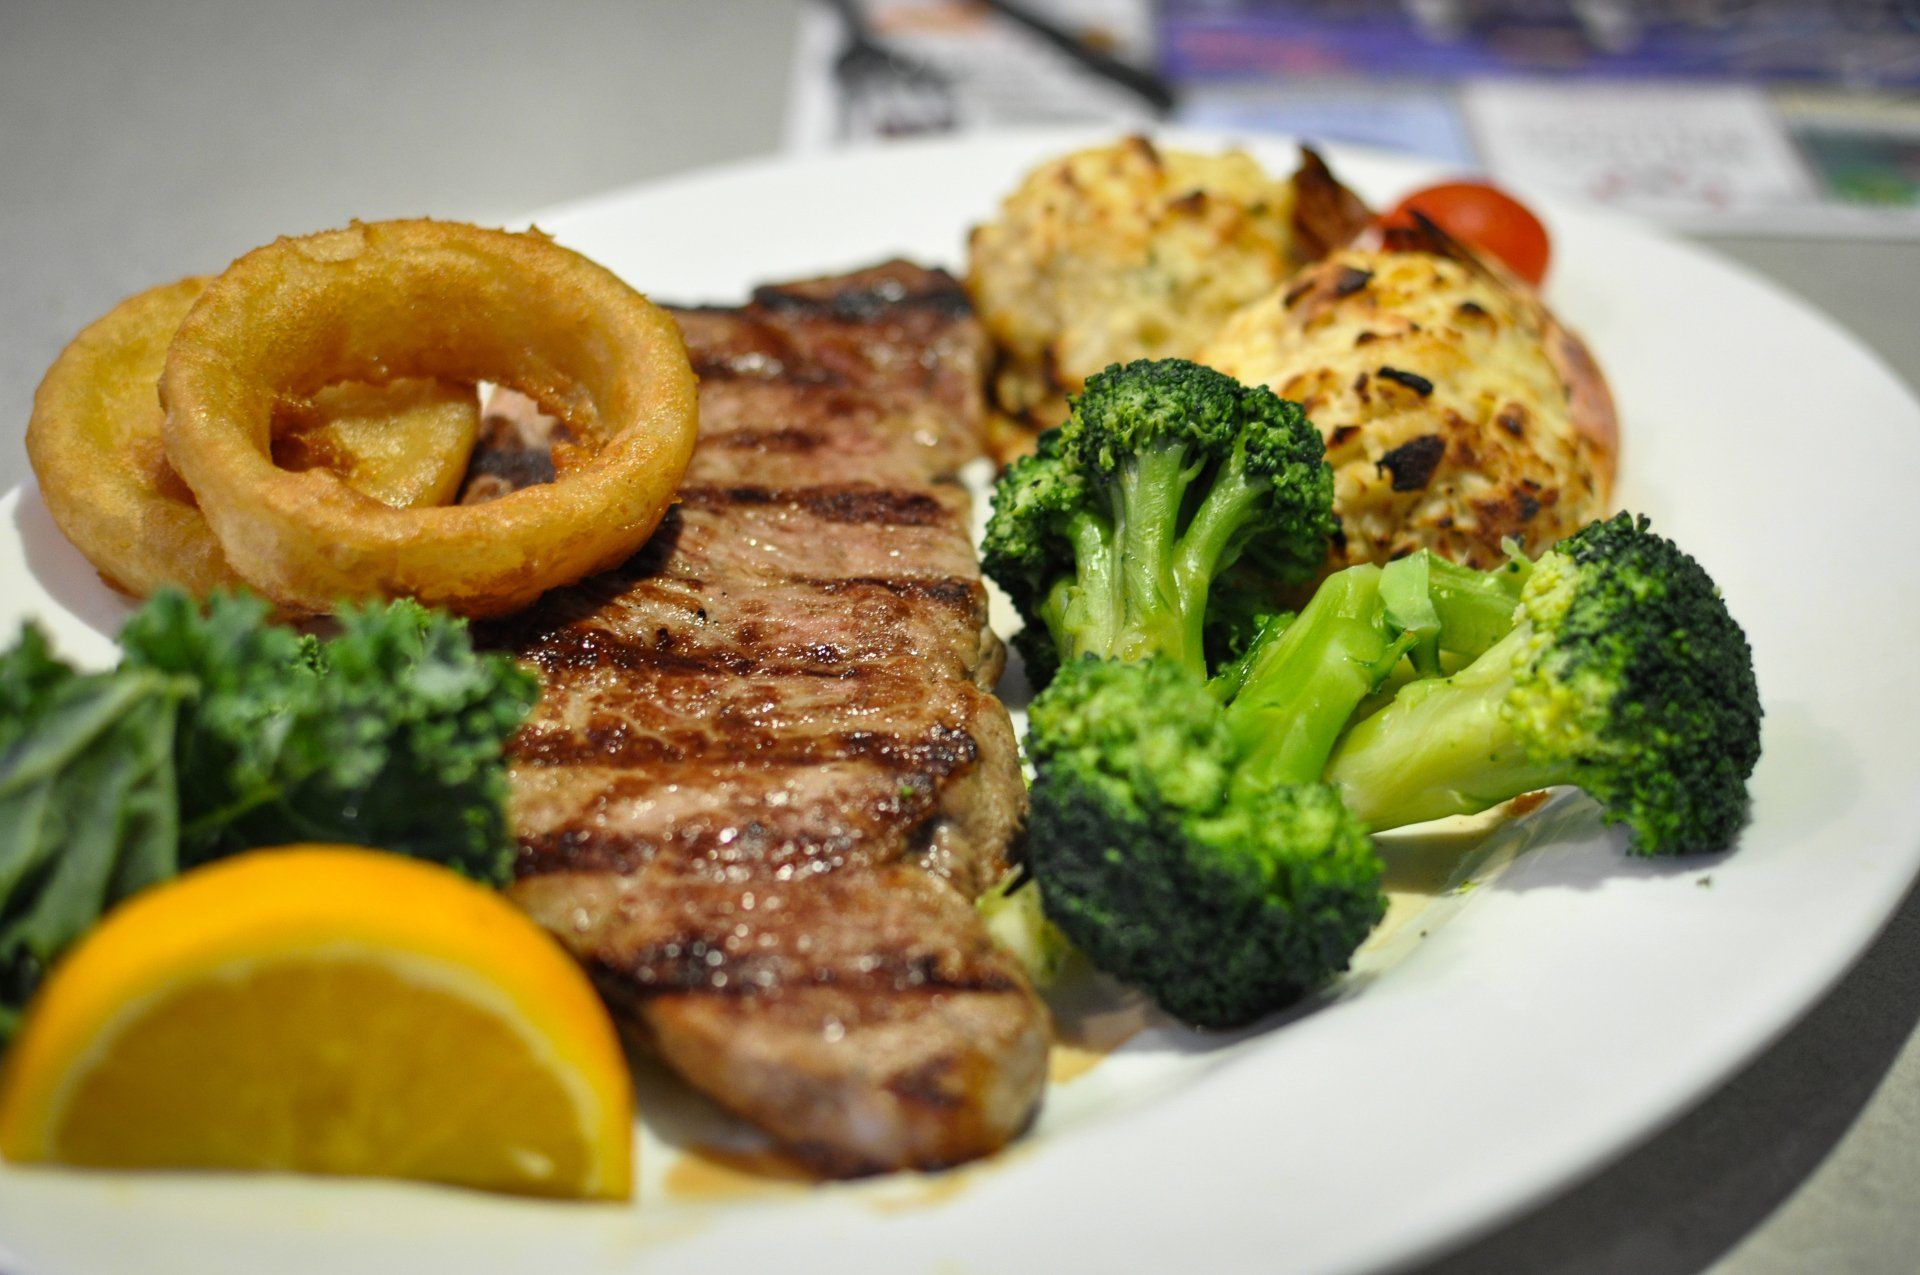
(2, 127, 1918, 1275)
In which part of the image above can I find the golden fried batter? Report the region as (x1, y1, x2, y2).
(28, 277, 483, 600)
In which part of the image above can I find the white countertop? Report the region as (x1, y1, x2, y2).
(3, 2, 1917, 1271)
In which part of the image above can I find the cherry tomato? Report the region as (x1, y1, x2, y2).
(1384, 182, 1551, 287)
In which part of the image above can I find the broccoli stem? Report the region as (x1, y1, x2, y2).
(1112, 446, 1198, 670)
(1049, 442, 1273, 679)
(1424, 554, 1528, 661)
(1381, 551, 1529, 676)
(1040, 508, 1125, 666)
(1325, 626, 1570, 828)
(1220, 563, 1413, 794)
(1172, 442, 1271, 671)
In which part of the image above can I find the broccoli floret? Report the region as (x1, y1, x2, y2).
(1022, 511, 1761, 1026)
(1026, 656, 1383, 1028)
(1324, 514, 1762, 855)
(983, 359, 1334, 687)
(1023, 550, 1465, 1027)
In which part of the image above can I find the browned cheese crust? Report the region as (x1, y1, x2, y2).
(966, 137, 1371, 459)
(1200, 240, 1617, 569)
(483, 262, 1046, 1177)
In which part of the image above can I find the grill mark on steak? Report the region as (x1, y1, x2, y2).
(512, 755, 950, 878)
(809, 574, 981, 611)
(593, 939, 1022, 999)
(677, 483, 952, 526)
(489, 261, 1042, 1176)
(690, 350, 844, 385)
(490, 566, 990, 689)
(685, 424, 965, 490)
(703, 426, 829, 454)
(508, 574, 983, 681)
(511, 714, 980, 775)
(748, 271, 973, 321)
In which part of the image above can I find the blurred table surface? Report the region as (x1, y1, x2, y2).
(3, 2, 1917, 1272)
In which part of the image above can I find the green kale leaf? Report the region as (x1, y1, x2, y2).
(0, 591, 539, 1038)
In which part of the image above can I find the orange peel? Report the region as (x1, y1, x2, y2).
(0, 846, 634, 1199)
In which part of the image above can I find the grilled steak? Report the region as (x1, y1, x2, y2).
(486, 261, 1046, 1176)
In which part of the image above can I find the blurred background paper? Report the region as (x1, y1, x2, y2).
(1461, 81, 1821, 229)
(1156, 0, 1920, 86)
(1179, 81, 1478, 163)
(787, 0, 1160, 149)
(790, 0, 1920, 237)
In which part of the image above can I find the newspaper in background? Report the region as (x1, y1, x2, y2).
(786, 0, 1158, 152)
(1158, 0, 1920, 88)
(788, 0, 1920, 237)
(1461, 81, 1821, 225)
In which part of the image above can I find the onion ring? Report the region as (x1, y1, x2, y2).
(159, 220, 699, 617)
(27, 278, 483, 600)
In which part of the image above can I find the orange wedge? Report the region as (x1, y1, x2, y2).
(0, 846, 632, 1199)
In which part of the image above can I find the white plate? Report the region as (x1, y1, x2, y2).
(3, 129, 1919, 1275)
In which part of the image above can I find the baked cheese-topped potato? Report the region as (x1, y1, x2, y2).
(1199, 229, 1617, 570)
(967, 136, 1368, 458)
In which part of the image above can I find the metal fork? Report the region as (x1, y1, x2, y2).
(823, 0, 957, 139)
